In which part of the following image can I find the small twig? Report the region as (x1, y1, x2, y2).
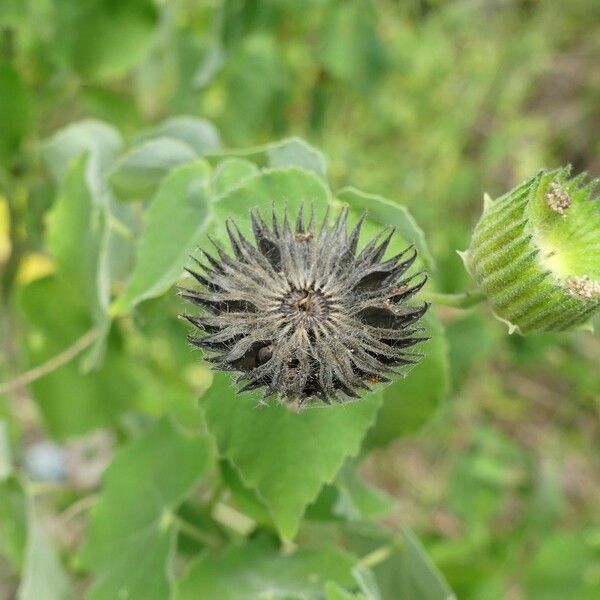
(0, 328, 99, 395)
(421, 289, 486, 309)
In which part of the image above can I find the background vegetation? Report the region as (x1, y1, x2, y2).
(1, 0, 599, 598)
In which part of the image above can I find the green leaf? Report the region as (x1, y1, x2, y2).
(201, 372, 382, 541)
(58, 0, 158, 81)
(19, 497, 74, 600)
(48, 201, 110, 371)
(0, 476, 27, 571)
(219, 460, 272, 526)
(42, 120, 135, 369)
(446, 312, 496, 388)
(208, 137, 327, 179)
(47, 155, 107, 319)
(18, 276, 138, 439)
(326, 581, 365, 600)
(0, 63, 32, 163)
(42, 119, 123, 188)
(305, 464, 395, 527)
(175, 536, 356, 600)
(342, 523, 455, 600)
(111, 160, 212, 315)
(365, 311, 450, 448)
(226, 471, 404, 552)
(137, 116, 221, 155)
(79, 419, 213, 600)
(108, 138, 198, 199)
(1, 472, 73, 597)
(397, 530, 456, 600)
(210, 167, 331, 247)
(352, 565, 383, 600)
(266, 138, 328, 178)
(335, 187, 448, 447)
(334, 463, 396, 522)
(212, 158, 259, 198)
(336, 187, 435, 271)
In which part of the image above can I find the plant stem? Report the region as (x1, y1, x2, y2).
(212, 502, 256, 536)
(358, 537, 403, 569)
(59, 494, 100, 525)
(108, 215, 136, 241)
(421, 289, 486, 309)
(0, 328, 99, 395)
(207, 480, 224, 510)
(28, 481, 71, 495)
(171, 514, 223, 550)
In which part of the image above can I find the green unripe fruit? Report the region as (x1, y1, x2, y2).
(463, 167, 600, 334)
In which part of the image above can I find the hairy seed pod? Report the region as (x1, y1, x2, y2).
(180, 206, 429, 406)
(463, 167, 600, 334)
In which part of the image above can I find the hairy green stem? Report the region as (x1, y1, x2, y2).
(421, 289, 486, 309)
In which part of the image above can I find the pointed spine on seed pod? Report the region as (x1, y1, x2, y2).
(463, 167, 600, 334)
(180, 205, 429, 406)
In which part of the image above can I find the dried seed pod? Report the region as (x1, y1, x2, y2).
(463, 167, 600, 334)
(181, 206, 429, 405)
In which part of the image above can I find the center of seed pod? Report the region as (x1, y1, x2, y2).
(281, 288, 330, 327)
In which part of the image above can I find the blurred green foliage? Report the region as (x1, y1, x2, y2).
(1, 1, 599, 598)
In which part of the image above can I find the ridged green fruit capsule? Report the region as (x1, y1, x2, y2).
(463, 167, 600, 334)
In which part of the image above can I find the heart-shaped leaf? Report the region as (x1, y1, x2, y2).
(201, 373, 382, 541)
(108, 138, 198, 199)
(136, 116, 221, 156)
